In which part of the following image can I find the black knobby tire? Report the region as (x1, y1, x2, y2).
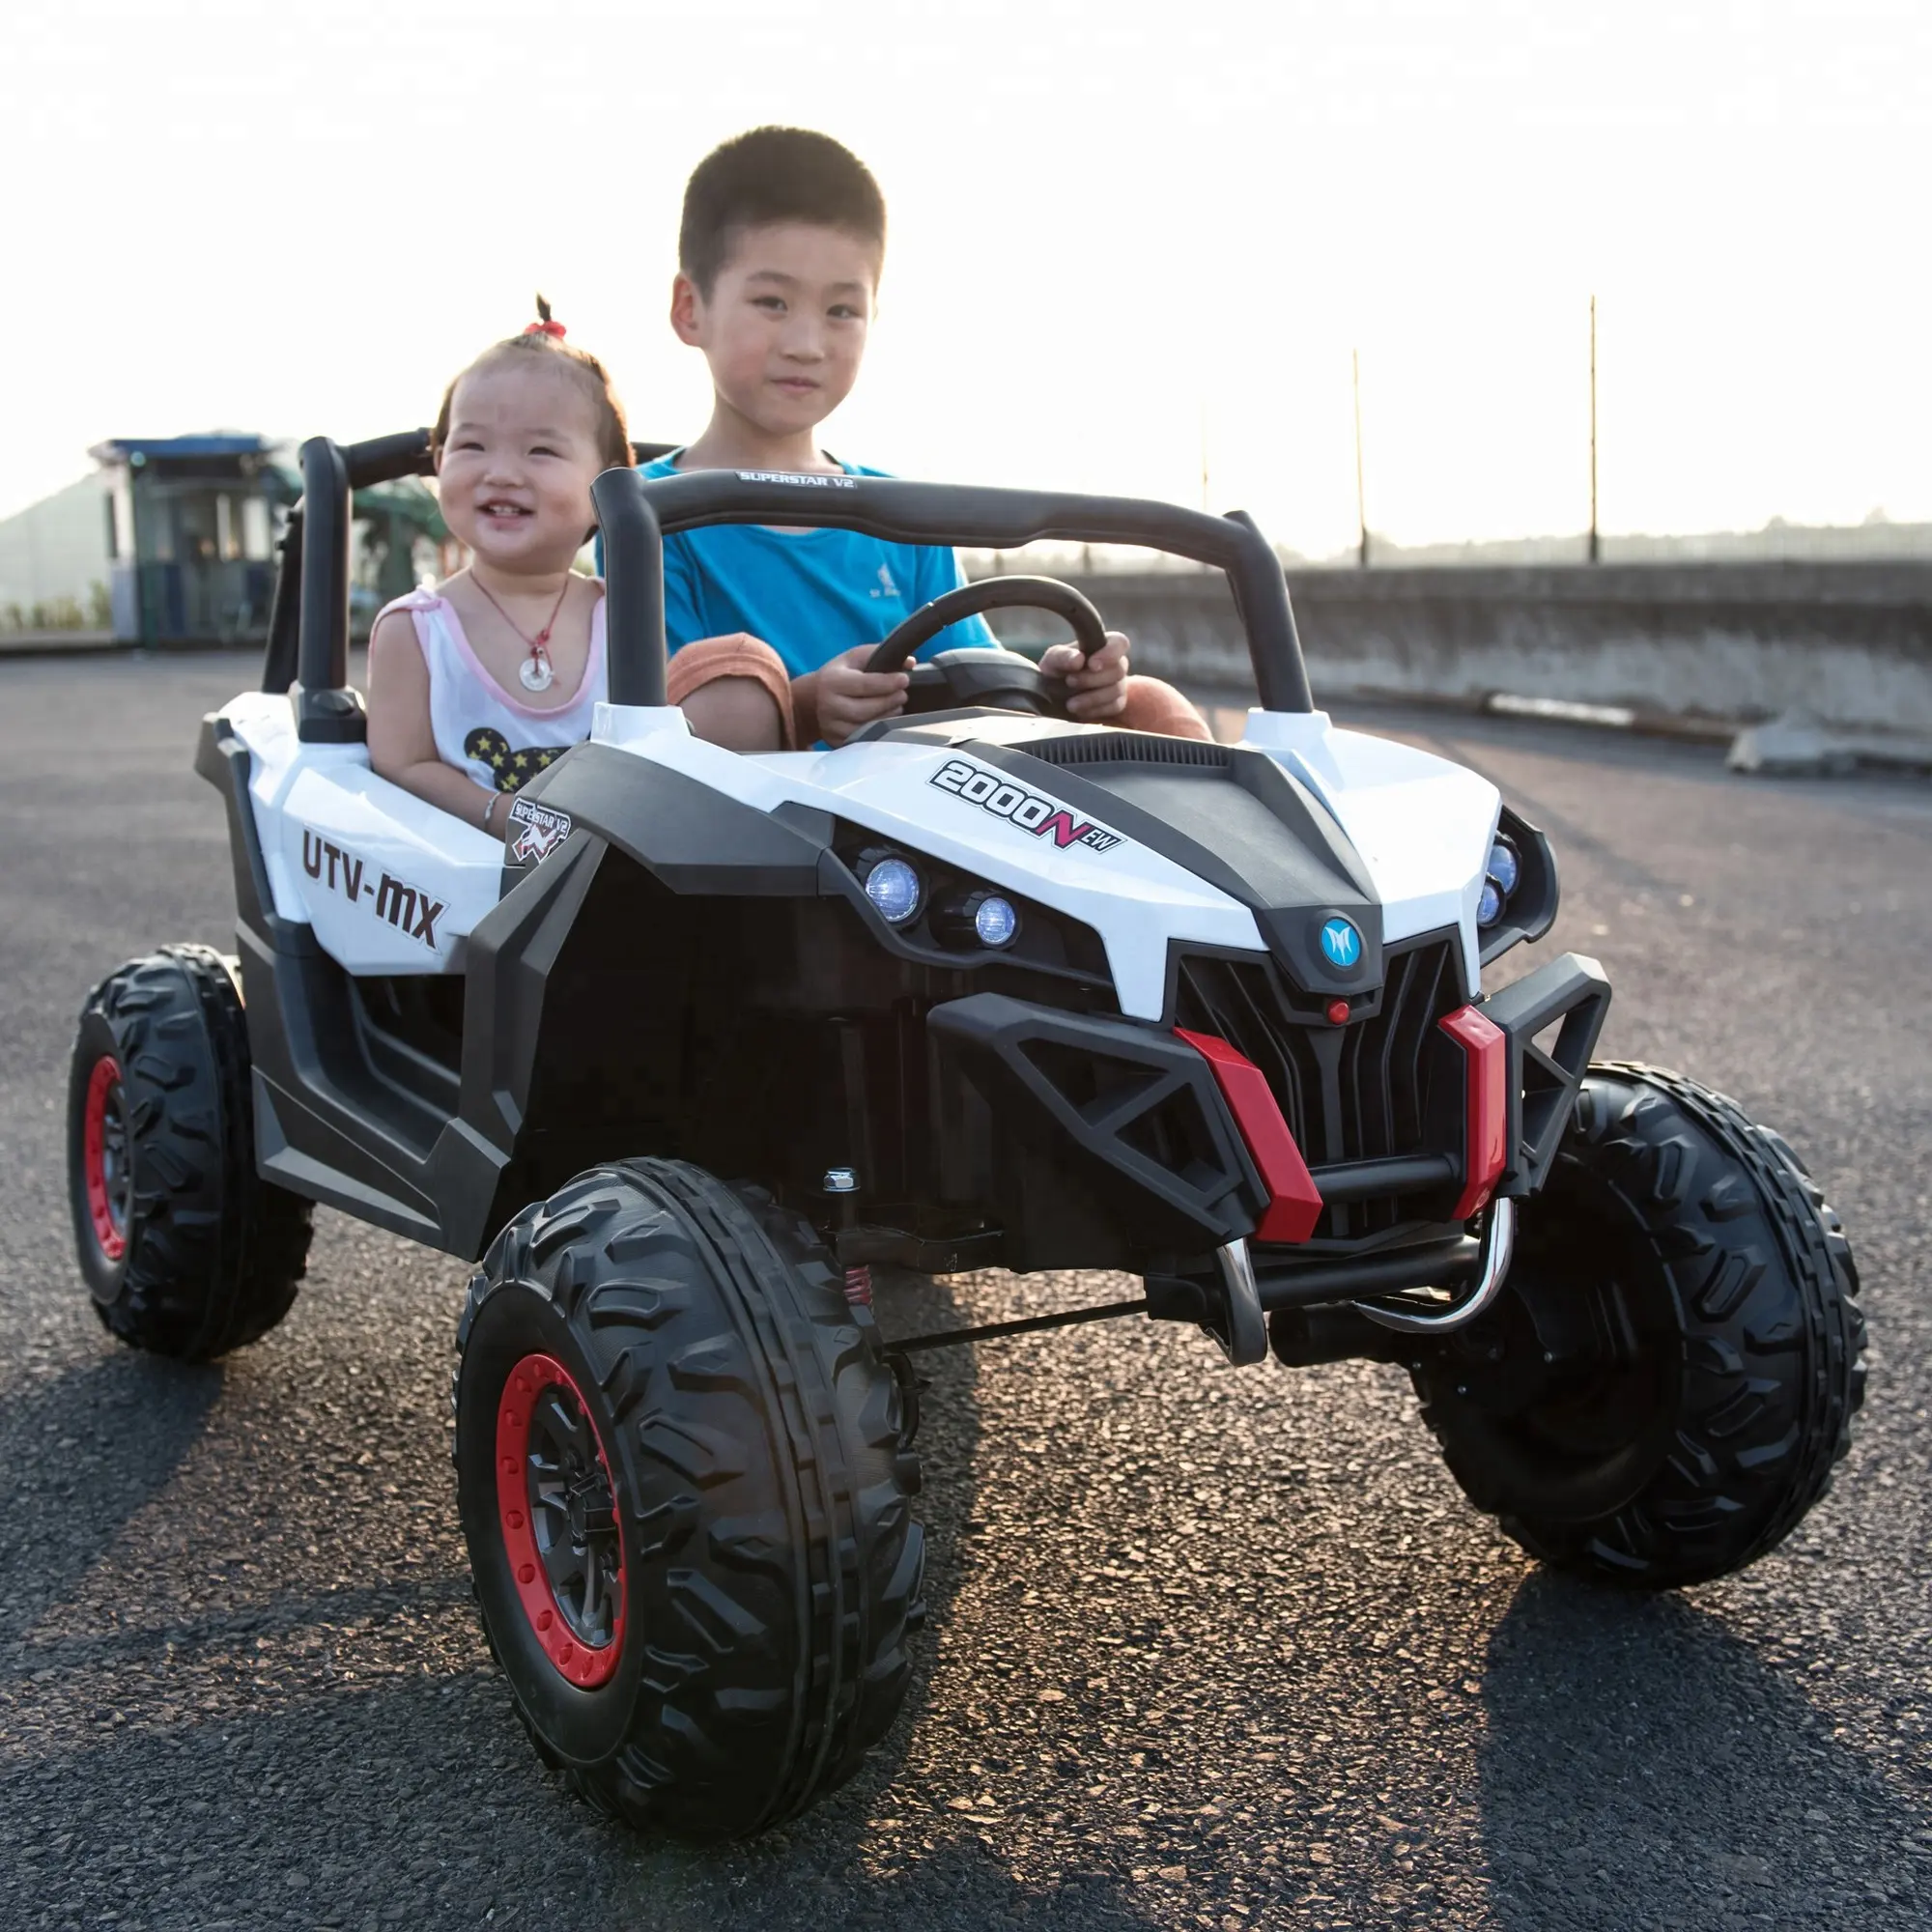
(454, 1158, 924, 1838)
(67, 946, 313, 1360)
(1413, 1062, 1864, 1587)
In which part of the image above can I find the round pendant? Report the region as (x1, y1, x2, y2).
(519, 654, 554, 694)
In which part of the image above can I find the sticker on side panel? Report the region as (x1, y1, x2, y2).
(928, 757, 1123, 854)
(506, 795, 573, 867)
(303, 832, 445, 948)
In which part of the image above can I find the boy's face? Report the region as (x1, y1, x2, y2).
(672, 221, 879, 439)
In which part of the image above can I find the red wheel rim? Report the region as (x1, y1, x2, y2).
(496, 1351, 626, 1688)
(82, 1055, 129, 1263)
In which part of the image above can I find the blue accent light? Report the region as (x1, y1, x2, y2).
(1477, 880, 1504, 927)
(973, 895, 1019, 948)
(864, 856, 923, 924)
(1487, 838, 1520, 895)
(1319, 917, 1362, 970)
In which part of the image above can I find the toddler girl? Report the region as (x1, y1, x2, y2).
(368, 299, 792, 836)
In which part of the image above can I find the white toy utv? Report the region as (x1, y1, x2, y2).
(68, 430, 1863, 1836)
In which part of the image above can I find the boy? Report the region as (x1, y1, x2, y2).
(653, 127, 1211, 750)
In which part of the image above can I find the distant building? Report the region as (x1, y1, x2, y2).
(0, 433, 450, 645)
(91, 433, 292, 644)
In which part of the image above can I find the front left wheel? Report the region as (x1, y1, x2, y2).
(454, 1159, 924, 1838)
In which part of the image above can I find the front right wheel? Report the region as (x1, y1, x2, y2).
(1413, 1063, 1864, 1588)
(454, 1159, 924, 1838)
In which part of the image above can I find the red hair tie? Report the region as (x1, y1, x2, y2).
(524, 319, 567, 339)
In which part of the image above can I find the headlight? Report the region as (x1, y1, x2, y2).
(863, 855, 923, 924)
(936, 887, 1021, 951)
(1487, 837, 1520, 895)
(1477, 879, 1504, 927)
(835, 819, 1111, 990)
(974, 895, 1020, 948)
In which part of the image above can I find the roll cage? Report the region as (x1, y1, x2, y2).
(268, 428, 1316, 741)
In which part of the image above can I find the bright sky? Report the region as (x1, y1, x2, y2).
(4, 0, 1928, 553)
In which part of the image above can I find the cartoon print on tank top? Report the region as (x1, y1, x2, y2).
(374, 587, 608, 798)
(465, 727, 573, 794)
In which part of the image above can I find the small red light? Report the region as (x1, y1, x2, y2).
(1326, 999, 1350, 1026)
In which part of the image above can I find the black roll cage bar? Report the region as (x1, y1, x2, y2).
(270, 428, 1315, 741)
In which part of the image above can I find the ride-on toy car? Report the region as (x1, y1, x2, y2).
(68, 432, 1864, 1836)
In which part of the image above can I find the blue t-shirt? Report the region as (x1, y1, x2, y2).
(635, 454, 996, 675)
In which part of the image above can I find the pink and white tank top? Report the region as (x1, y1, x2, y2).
(377, 585, 608, 795)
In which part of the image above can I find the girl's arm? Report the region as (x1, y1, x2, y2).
(366, 610, 508, 837)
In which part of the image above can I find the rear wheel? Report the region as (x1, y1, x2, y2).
(454, 1159, 924, 1838)
(67, 946, 313, 1359)
(1413, 1063, 1864, 1587)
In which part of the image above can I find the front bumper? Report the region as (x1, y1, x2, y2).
(924, 951, 1610, 1281)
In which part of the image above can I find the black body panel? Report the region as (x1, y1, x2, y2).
(504, 741, 829, 895)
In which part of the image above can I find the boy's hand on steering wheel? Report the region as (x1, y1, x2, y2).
(1043, 630, 1130, 721)
(800, 643, 911, 747)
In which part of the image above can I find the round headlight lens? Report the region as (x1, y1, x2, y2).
(1477, 879, 1504, 927)
(864, 856, 923, 924)
(1487, 837, 1520, 895)
(973, 895, 1019, 948)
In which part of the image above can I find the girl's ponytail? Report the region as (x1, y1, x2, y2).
(432, 295, 631, 471)
(524, 293, 567, 341)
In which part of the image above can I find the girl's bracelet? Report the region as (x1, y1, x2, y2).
(481, 789, 500, 831)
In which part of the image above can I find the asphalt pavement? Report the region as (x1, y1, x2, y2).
(2, 650, 1928, 1931)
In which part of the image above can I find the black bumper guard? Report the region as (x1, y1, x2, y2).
(925, 992, 1268, 1255)
(1485, 952, 1613, 1195)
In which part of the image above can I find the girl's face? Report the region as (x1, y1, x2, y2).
(436, 357, 603, 574)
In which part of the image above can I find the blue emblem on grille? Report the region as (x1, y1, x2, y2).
(1320, 917, 1362, 970)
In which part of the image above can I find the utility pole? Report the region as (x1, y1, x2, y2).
(1588, 295, 1601, 564)
(1352, 348, 1369, 567)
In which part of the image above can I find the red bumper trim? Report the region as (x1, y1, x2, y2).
(1439, 1004, 1508, 1220)
(1175, 1027, 1323, 1244)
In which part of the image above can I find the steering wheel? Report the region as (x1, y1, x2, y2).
(863, 576, 1108, 720)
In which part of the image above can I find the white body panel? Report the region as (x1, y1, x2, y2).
(224, 692, 503, 975)
(1240, 708, 1501, 996)
(221, 688, 1503, 1012)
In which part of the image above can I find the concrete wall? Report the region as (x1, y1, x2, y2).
(0, 473, 111, 625)
(1021, 560, 1932, 734)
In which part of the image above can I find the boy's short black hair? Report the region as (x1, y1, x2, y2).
(679, 128, 887, 297)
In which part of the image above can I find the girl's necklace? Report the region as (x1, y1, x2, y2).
(470, 574, 572, 693)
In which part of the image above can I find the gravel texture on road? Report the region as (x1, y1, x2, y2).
(1, 652, 1927, 1931)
